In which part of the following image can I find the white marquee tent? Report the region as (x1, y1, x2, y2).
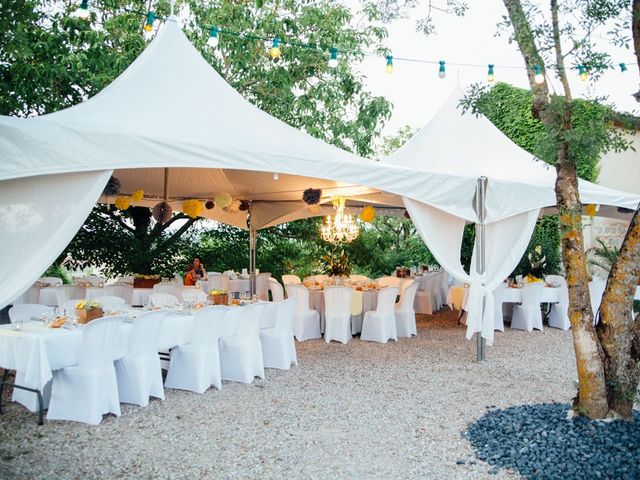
(1, 17, 638, 350)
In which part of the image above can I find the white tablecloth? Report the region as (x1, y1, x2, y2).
(199, 278, 251, 295)
(308, 288, 378, 334)
(447, 284, 562, 311)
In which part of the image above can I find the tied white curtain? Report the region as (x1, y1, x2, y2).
(403, 197, 539, 345)
(0, 171, 112, 309)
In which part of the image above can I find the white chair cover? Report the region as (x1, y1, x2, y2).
(546, 275, 570, 330)
(148, 293, 179, 308)
(589, 279, 607, 325)
(93, 295, 126, 312)
(260, 298, 298, 370)
(219, 303, 267, 383)
(268, 278, 285, 302)
(256, 272, 272, 301)
(285, 284, 321, 341)
(181, 289, 207, 304)
(104, 284, 134, 305)
(414, 274, 436, 315)
(208, 273, 230, 291)
(361, 286, 399, 343)
(46, 315, 124, 425)
(395, 281, 418, 337)
(282, 274, 302, 285)
(165, 306, 230, 392)
(349, 274, 370, 283)
(115, 309, 168, 406)
(511, 282, 544, 332)
(492, 283, 508, 332)
(55, 285, 86, 307)
(323, 286, 353, 344)
(8, 304, 53, 324)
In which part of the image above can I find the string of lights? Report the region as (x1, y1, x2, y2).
(72, 1, 634, 84)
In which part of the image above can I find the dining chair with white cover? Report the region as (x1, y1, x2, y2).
(395, 281, 418, 337)
(269, 278, 285, 302)
(492, 283, 508, 332)
(361, 286, 399, 343)
(208, 273, 230, 292)
(256, 272, 272, 301)
(589, 279, 607, 325)
(148, 293, 179, 308)
(282, 274, 302, 285)
(55, 285, 86, 307)
(181, 289, 207, 304)
(285, 284, 321, 341)
(546, 275, 570, 330)
(260, 298, 298, 369)
(349, 274, 370, 283)
(93, 295, 126, 312)
(8, 304, 54, 324)
(414, 276, 435, 315)
(437, 271, 450, 309)
(46, 316, 124, 425)
(104, 284, 134, 305)
(219, 303, 268, 383)
(165, 306, 229, 392)
(115, 309, 168, 406)
(510, 282, 544, 332)
(323, 286, 353, 344)
(375, 276, 401, 288)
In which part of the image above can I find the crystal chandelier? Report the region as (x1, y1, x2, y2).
(320, 196, 359, 244)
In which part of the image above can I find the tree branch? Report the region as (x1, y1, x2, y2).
(550, 0, 572, 104)
(105, 208, 135, 234)
(154, 217, 199, 254)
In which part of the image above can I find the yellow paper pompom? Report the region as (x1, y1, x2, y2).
(214, 193, 232, 209)
(584, 204, 597, 217)
(182, 199, 203, 219)
(360, 205, 376, 223)
(115, 196, 131, 210)
(131, 189, 144, 202)
(224, 198, 241, 213)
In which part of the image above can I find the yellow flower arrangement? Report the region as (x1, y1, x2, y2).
(584, 204, 597, 217)
(525, 274, 543, 283)
(360, 205, 376, 223)
(115, 196, 131, 210)
(182, 199, 203, 218)
(214, 193, 232, 209)
(209, 289, 227, 295)
(76, 299, 102, 311)
(131, 189, 144, 202)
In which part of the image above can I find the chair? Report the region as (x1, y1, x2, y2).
(93, 295, 126, 312)
(256, 272, 272, 301)
(349, 274, 370, 283)
(260, 298, 298, 369)
(115, 310, 168, 406)
(46, 316, 124, 425)
(165, 306, 229, 392)
(511, 282, 544, 332)
(282, 274, 302, 285)
(375, 276, 401, 288)
(492, 283, 508, 332)
(269, 278, 285, 302)
(104, 284, 134, 305)
(9, 304, 54, 324)
(437, 271, 450, 308)
(323, 286, 354, 344)
(395, 281, 418, 337)
(148, 293, 179, 308)
(414, 275, 436, 315)
(219, 303, 267, 383)
(361, 286, 399, 343)
(181, 289, 207, 304)
(285, 284, 321, 341)
(589, 279, 607, 325)
(208, 273, 230, 292)
(55, 285, 86, 307)
(546, 276, 570, 330)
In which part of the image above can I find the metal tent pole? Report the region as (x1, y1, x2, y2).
(247, 202, 256, 296)
(475, 176, 488, 362)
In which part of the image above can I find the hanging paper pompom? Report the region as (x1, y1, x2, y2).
(131, 189, 144, 202)
(360, 205, 376, 223)
(182, 199, 203, 219)
(205, 200, 215, 210)
(584, 204, 597, 217)
(239, 200, 251, 211)
(152, 201, 173, 223)
(307, 204, 321, 214)
(115, 196, 131, 211)
(404, 210, 410, 219)
(302, 188, 322, 205)
(103, 176, 121, 196)
(224, 198, 241, 213)
(214, 193, 232, 209)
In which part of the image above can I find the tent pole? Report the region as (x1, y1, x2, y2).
(247, 202, 256, 297)
(475, 176, 488, 362)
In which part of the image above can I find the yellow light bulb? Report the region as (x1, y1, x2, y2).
(144, 23, 153, 32)
(386, 63, 393, 74)
(269, 46, 281, 60)
(579, 72, 588, 81)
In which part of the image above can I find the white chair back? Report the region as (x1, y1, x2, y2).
(589, 280, 607, 322)
(285, 284, 311, 313)
(104, 284, 134, 304)
(181, 289, 207, 304)
(78, 316, 124, 367)
(93, 295, 126, 312)
(324, 286, 353, 317)
(269, 278, 285, 302)
(84, 276, 105, 286)
(282, 274, 302, 285)
(208, 273, 230, 291)
(349, 275, 369, 283)
(39, 276, 63, 287)
(9, 304, 54, 323)
(128, 310, 168, 356)
(148, 293, 179, 308)
(234, 303, 267, 341)
(190, 306, 230, 347)
(256, 272, 272, 301)
(521, 282, 544, 307)
(376, 276, 400, 288)
(55, 285, 86, 307)
(398, 282, 418, 312)
(63, 299, 85, 317)
(274, 298, 297, 335)
(375, 287, 399, 315)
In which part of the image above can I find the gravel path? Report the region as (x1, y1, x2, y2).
(1, 310, 581, 479)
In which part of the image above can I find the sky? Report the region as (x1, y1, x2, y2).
(350, 1, 639, 136)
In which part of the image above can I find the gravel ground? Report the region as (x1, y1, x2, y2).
(0, 310, 581, 479)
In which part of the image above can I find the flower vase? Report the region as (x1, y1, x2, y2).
(76, 307, 104, 324)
